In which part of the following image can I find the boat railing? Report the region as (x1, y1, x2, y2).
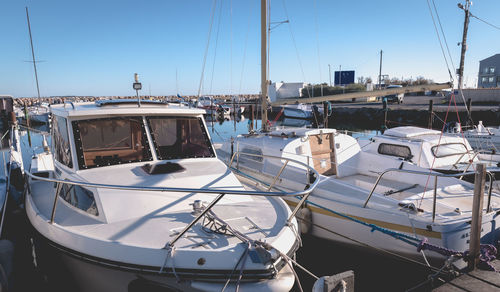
(25, 152, 320, 248)
(362, 168, 494, 222)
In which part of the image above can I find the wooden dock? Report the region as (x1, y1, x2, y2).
(433, 260, 500, 291)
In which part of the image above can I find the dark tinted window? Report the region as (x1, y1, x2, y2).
(378, 143, 412, 159)
(147, 117, 214, 160)
(58, 184, 98, 216)
(52, 116, 73, 168)
(73, 117, 152, 169)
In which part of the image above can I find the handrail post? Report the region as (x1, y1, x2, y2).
(268, 160, 288, 191)
(168, 193, 225, 247)
(50, 182, 62, 224)
(468, 163, 486, 271)
(363, 172, 386, 208)
(287, 192, 312, 224)
(432, 175, 438, 223)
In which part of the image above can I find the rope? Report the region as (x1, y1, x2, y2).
(298, 197, 422, 247)
(280, 0, 312, 99)
(418, 92, 454, 208)
(208, 0, 224, 95)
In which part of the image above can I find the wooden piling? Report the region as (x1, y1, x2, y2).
(469, 163, 486, 271)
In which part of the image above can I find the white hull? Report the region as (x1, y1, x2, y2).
(30, 229, 295, 292)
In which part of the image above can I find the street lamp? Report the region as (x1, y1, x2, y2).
(133, 73, 142, 107)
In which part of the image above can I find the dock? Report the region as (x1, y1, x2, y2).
(433, 260, 500, 291)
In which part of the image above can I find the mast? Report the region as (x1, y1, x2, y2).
(378, 50, 383, 89)
(260, 0, 269, 131)
(26, 7, 41, 99)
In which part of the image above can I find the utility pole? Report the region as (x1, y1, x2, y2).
(457, 0, 471, 91)
(378, 50, 383, 90)
(328, 64, 332, 86)
(458, 0, 472, 125)
(339, 65, 342, 86)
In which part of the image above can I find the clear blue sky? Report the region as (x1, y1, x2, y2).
(1, 0, 499, 97)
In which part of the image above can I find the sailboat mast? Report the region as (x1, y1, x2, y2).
(26, 6, 41, 99)
(260, 0, 269, 131)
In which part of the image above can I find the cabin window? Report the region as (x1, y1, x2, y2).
(377, 143, 412, 160)
(52, 116, 73, 168)
(147, 116, 214, 160)
(241, 146, 263, 162)
(72, 117, 152, 169)
(431, 143, 468, 158)
(58, 184, 98, 216)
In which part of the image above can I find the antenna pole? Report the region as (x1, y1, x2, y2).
(261, 0, 269, 132)
(378, 50, 383, 89)
(25, 7, 41, 99)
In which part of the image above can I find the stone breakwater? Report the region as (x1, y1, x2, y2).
(12, 94, 261, 107)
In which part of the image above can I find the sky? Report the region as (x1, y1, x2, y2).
(1, 0, 499, 97)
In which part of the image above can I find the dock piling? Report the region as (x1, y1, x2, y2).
(469, 163, 486, 270)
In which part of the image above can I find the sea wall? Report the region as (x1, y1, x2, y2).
(329, 107, 500, 130)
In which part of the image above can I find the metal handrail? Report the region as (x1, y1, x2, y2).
(362, 168, 494, 222)
(228, 151, 321, 224)
(26, 151, 320, 246)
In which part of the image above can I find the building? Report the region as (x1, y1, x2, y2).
(268, 82, 307, 102)
(478, 54, 500, 88)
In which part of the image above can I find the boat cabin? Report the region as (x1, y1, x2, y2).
(49, 100, 215, 173)
(360, 126, 477, 169)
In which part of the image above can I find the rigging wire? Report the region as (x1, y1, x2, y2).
(425, 0, 454, 83)
(208, 0, 224, 95)
(430, 0, 456, 79)
(470, 13, 500, 31)
(197, 0, 218, 97)
(281, 0, 312, 98)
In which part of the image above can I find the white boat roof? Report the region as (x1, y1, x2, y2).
(268, 127, 336, 137)
(51, 100, 206, 118)
(384, 126, 441, 138)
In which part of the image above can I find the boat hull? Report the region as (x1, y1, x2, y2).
(29, 226, 295, 292)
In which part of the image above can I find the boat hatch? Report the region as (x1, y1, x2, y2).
(309, 133, 337, 176)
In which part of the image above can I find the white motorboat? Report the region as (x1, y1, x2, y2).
(23, 99, 315, 292)
(463, 121, 500, 154)
(218, 127, 500, 262)
(359, 126, 500, 181)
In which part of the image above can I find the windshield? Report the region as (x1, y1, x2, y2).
(147, 116, 214, 160)
(431, 143, 469, 158)
(73, 117, 153, 169)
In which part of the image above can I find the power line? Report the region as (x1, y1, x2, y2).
(470, 13, 500, 31)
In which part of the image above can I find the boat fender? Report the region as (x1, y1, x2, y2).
(7, 162, 24, 192)
(296, 207, 312, 234)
